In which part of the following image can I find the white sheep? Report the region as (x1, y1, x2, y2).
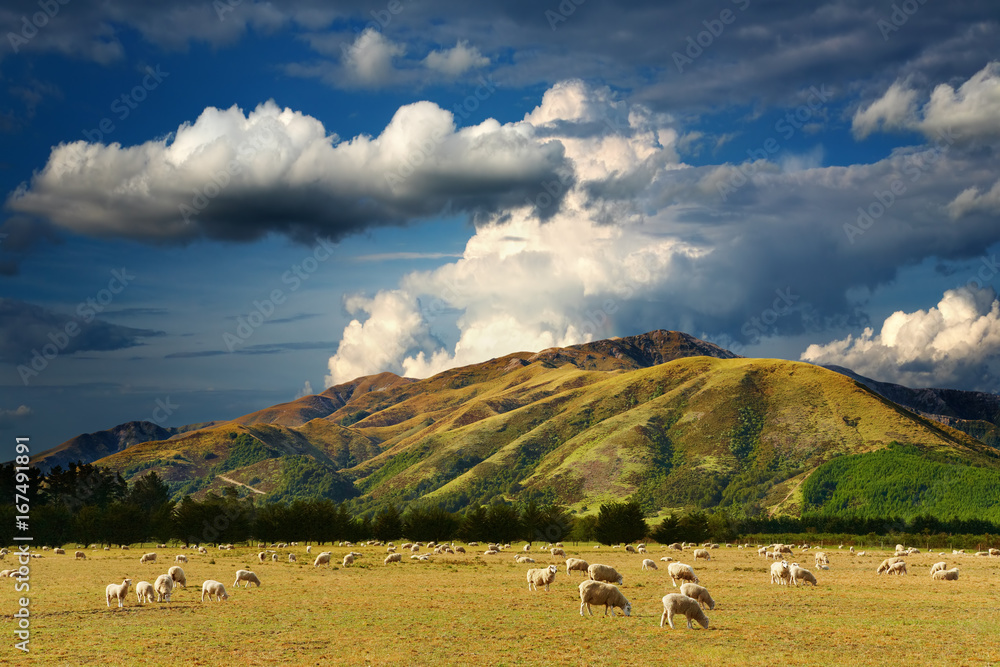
(625, 544, 637, 554)
(343, 554, 355, 567)
(54, 548, 65, 555)
(932, 567, 959, 581)
(587, 563, 623, 586)
(527, 564, 558, 591)
(788, 563, 817, 586)
(641, 559, 658, 571)
(929, 561, 947, 577)
(289, 553, 297, 563)
(175, 554, 188, 563)
(168, 565, 187, 588)
(271, 553, 278, 562)
(679, 582, 715, 611)
(661, 593, 709, 629)
(135, 581, 155, 605)
(384, 553, 402, 564)
(566, 558, 589, 576)
(770, 560, 791, 585)
(550, 547, 566, 558)
(139, 552, 157, 564)
(75, 551, 86, 560)
(455, 546, 466, 554)
(258, 551, 267, 564)
(514, 555, 535, 563)
(876, 557, 905, 574)
(578, 580, 631, 617)
(814, 552, 829, 567)
(105, 578, 132, 608)
(306, 545, 312, 554)
(693, 548, 711, 561)
(154, 573, 174, 602)
(887, 561, 908, 576)
(201, 580, 228, 602)
(659, 556, 674, 563)
(667, 562, 699, 588)
(234, 569, 261, 588)
(313, 552, 332, 567)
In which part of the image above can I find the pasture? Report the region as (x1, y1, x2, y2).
(3, 542, 999, 665)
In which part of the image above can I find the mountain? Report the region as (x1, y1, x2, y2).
(67, 330, 1000, 520)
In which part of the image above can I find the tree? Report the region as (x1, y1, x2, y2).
(649, 514, 680, 544)
(404, 506, 459, 543)
(593, 500, 648, 545)
(676, 511, 709, 542)
(372, 505, 404, 542)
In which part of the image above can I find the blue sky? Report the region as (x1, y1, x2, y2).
(1, 0, 999, 459)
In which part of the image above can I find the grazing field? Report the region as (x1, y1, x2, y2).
(4, 543, 1000, 665)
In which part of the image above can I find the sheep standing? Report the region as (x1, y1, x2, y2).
(313, 552, 332, 567)
(661, 593, 709, 629)
(578, 580, 631, 617)
(306, 545, 312, 554)
(154, 573, 174, 602)
(343, 554, 355, 567)
(201, 580, 228, 602)
(587, 563, 623, 586)
(679, 583, 715, 611)
(550, 548, 566, 558)
(693, 548, 711, 561)
(814, 552, 829, 567)
(886, 561, 908, 576)
(566, 558, 589, 576)
(384, 553, 402, 565)
(139, 552, 157, 564)
(135, 581, 155, 605)
(75, 551, 86, 560)
(257, 551, 267, 564)
(770, 560, 791, 585)
(641, 559, 658, 571)
(932, 568, 959, 581)
(175, 554, 188, 563)
(929, 562, 948, 577)
(289, 553, 297, 563)
(625, 545, 637, 554)
(667, 562, 699, 588)
(54, 548, 65, 555)
(788, 563, 817, 586)
(168, 565, 187, 588)
(233, 569, 261, 588)
(105, 578, 132, 608)
(526, 565, 558, 592)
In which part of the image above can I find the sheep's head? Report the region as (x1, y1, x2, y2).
(696, 612, 709, 629)
(622, 601, 632, 617)
(616, 576, 623, 585)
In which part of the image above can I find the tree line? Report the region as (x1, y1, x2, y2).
(3, 462, 999, 548)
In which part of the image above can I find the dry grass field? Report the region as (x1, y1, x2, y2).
(3, 542, 999, 666)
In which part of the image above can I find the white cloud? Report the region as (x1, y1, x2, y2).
(294, 380, 314, 399)
(852, 81, 918, 139)
(948, 179, 1000, 219)
(801, 287, 1000, 390)
(423, 41, 489, 76)
(0, 404, 32, 430)
(343, 28, 406, 86)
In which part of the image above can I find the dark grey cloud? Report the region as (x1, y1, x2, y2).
(165, 341, 331, 359)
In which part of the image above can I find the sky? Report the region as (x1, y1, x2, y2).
(1, 0, 999, 459)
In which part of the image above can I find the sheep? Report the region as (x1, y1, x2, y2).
(625, 544, 637, 554)
(455, 546, 466, 554)
(990, 548, 1000, 557)
(153, 573, 174, 602)
(668, 542, 683, 551)
(857, 551, 866, 557)
(288, 554, 297, 563)
(788, 563, 817, 586)
(234, 569, 261, 588)
(877, 557, 905, 574)
(566, 558, 589, 576)
(693, 548, 711, 561)
(757, 546, 768, 557)
(343, 554, 355, 567)
(770, 560, 791, 585)
(886, 561, 908, 576)
(306, 545, 312, 554)
(550, 547, 566, 558)
(139, 552, 157, 564)
(587, 563, 623, 586)
(75, 551, 86, 560)
(527, 564, 558, 591)
(201, 580, 229, 602)
(659, 556, 674, 563)
(198, 547, 208, 554)
(384, 553, 402, 565)
(54, 548, 65, 555)
(932, 567, 959, 581)
(578, 580, 631, 617)
(258, 551, 267, 564)
(135, 581, 155, 605)
(175, 554, 188, 563)
(814, 552, 830, 567)
(929, 561, 948, 577)
(667, 562, 699, 588)
(637, 546, 647, 554)
(313, 552, 332, 567)
(514, 555, 536, 563)
(271, 554, 278, 562)
(168, 565, 187, 588)
(661, 593, 709, 629)
(641, 559, 658, 571)
(105, 578, 132, 608)
(679, 582, 715, 611)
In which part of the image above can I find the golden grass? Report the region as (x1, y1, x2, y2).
(6, 542, 1000, 665)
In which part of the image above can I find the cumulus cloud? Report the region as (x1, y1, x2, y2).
(342, 28, 406, 86)
(801, 287, 1000, 390)
(423, 41, 489, 76)
(6, 99, 572, 243)
(853, 62, 1000, 142)
(948, 179, 1000, 219)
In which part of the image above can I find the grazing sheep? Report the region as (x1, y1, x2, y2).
(770, 560, 791, 585)
(661, 593, 710, 629)
(198, 547, 208, 555)
(667, 562, 699, 588)
(693, 548, 711, 561)
(550, 548, 566, 558)
(668, 543, 683, 551)
(757, 546, 768, 557)
(271, 554, 278, 562)
(53, 548, 65, 555)
(625, 545, 637, 554)
(384, 553, 402, 565)
(659, 556, 674, 563)
(175, 554, 188, 563)
(75, 551, 86, 560)
(578, 580, 631, 617)
(455, 546, 466, 554)
(788, 563, 817, 586)
(566, 558, 589, 576)
(135, 581, 155, 605)
(514, 555, 536, 563)
(679, 583, 715, 611)
(527, 564, 558, 591)
(932, 567, 959, 581)
(313, 552, 332, 567)
(201, 580, 228, 602)
(139, 552, 156, 564)
(306, 545, 312, 554)
(587, 563, 624, 586)
(990, 549, 1000, 557)
(288, 554, 297, 563)
(886, 561, 908, 576)
(154, 573, 174, 602)
(343, 554, 355, 567)
(876, 557, 905, 574)
(105, 578, 132, 608)
(857, 551, 866, 557)
(929, 562, 948, 577)
(233, 569, 261, 588)
(814, 552, 829, 567)
(168, 565, 187, 588)
(258, 551, 267, 564)
(641, 559, 658, 571)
